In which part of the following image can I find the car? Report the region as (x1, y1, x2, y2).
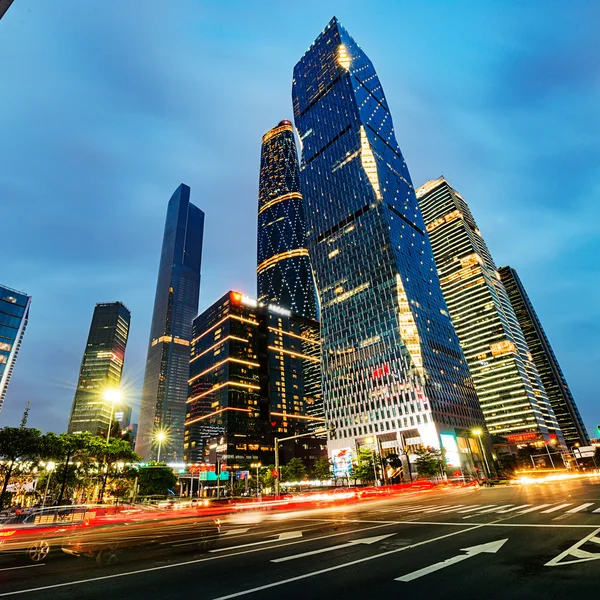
(0, 505, 94, 563)
(62, 514, 221, 566)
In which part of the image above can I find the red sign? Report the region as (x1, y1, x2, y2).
(506, 432, 539, 443)
(372, 364, 390, 379)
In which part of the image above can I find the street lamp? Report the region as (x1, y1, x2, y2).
(103, 389, 121, 444)
(42, 461, 56, 508)
(250, 462, 262, 499)
(155, 431, 167, 463)
(472, 429, 491, 480)
(545, 438, 557, 469)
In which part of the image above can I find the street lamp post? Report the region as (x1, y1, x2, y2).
(41, 462, 55, 508)
(250, 463, 262, 499)
(156, 431, 166, 463)
(545, 439, 557, 469)
(103, 389, 121, 445)
(472, 429, 491, 481)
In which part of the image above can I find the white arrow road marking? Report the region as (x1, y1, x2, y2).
(222, 528, 251, 536)
(209, 531, 302, 552)
(395, 539, 509, 582)
(546, 526, 600, 566)
(271, 534, 395, 563)
(541, 504, 572, 513)
(515, 504, 551, 515)
(591, 507, 600, 513)
(496, 505, 531, 514)
(565, 504, 594, 514)
(463, 505, 513, 518)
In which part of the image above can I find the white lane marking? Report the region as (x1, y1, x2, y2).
(222, 528, 251, 536)
(396, 538, 508, 582)
(592, 507, 600, 514)
(420, 505, 453, 513)
(496, 505, 531, 514)
(0, 522, 398, 597)
(546, 526, 600, 566)
(435, 505, 467, 514)
(210, 531, 302, 552)
(541, 504, 572, 514)
(515, 504, 551, 515)
(463, 505, 513, 518)
(457, 505, 485, 513)
(211, 524, 487, 599)
(0, 564, 44, 573)
(271, 533, 395, 563)
(566, 504, 594, 514)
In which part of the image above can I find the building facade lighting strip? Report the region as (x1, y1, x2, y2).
(257, 249, 310, 275)
(187, 380, 261, 403)
(258, 192, 303, 215)
(268, 346, 320, 362)
(189, 357, 261, 382)
(185, 406, 252, 426)
(190, 335, 249, 363)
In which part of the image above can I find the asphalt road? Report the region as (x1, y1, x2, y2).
(1, 477, 600, 599)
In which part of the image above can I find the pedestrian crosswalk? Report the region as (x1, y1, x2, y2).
(376, 501, 600, 519)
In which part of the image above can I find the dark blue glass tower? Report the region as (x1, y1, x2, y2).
(136, 184, 204, 461)
(0, 284, 31, 413)
(293, 18, 486, 466)
(257, 121, 317, 320)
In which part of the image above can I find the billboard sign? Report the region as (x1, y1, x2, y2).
(332, 448, 353, 478)
(440, 433, 460, 467)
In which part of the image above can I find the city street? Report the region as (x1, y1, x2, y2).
(1, 477, 599, 599)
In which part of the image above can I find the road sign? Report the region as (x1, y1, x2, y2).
(395, 539, 508, 582)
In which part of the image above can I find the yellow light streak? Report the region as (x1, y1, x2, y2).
(268, 327, 320, 345)
(192, 314, 258, 343)
(189, 357, 261, 382)
(190, 335, 249, 363)
(185, 406, 252, 426)
(258, 192, 302, 215)
(187, 380, 261, 403)
(268, 346, 320, 362)
(257, 249, 310, 275)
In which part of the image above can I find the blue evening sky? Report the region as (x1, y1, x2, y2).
(1, 1, 598, 436)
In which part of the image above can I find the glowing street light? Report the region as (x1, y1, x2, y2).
(250, 462, 262, 498)
(472, 428, 491, 480)
(156, 430, 167, 463)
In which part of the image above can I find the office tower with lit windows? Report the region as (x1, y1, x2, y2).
(292, 18, 486, 472)
(136, 184, 205, 461)
(417, 178, 563, 444)
(184, 291, 321, 465)
(499, 266, 588, 447)
(257, 121, 317, 320)
(0, 285, 31, 413)
(68, 302, 130, 435)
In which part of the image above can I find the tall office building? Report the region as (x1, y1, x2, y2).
(257, 121, 317, 320)
(417, 178, 563, 444)
(68, 302, 130, 435)
(0, 285, 31, 413)
(499, 266, 588, 446)
(136, 184, 205, 461)
(292, 18, 486, 470)
(184, 291, 321, 465)
(0, 0, 15, 21)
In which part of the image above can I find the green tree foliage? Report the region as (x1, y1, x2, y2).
(312, 456, 332, 481)
(282, 458, 307, 482)
(0, 427, 43, 508)
(137, 463, 177, 496)
(414, 446, 445, 479)
(352, 448, 381, 485)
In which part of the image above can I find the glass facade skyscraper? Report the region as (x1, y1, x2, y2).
(257, 121, 317, 320)
(0, 285, 31, 413)
(499, 266, 589, 447)
(417, 178, 563, 445)
(292, 18, 485, 469)
(136, 184, 204, 461)
(184, 291, 322, 465)
(68, 302, 130, 435)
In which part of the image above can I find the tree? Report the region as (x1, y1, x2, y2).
(0, 427, 43, 508)
(352, 448, 380, 485)
(92, 438, 140, 501)
(312, 456, 332, 482)
(282, 458, 306, 483)
(137, 464, 177, 496)
(414, 447, 445, 479)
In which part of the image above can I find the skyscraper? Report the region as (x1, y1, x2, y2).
(136, 184, 205, 461)
(68, 302, 130, 435)
(184, 291, 321, 465)
(0, 284, 31, 413)
(499, 266, 589, 447)
(257, 121, 317, 320)
(0, 0, 15, 21)
(417, 178, 563, 444)
(292, 18, 486, 470)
